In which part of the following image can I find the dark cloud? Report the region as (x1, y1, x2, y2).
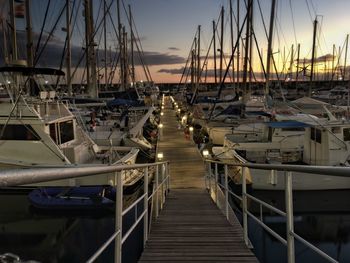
(0, 30, 84, 67)
(139, 52, 185, 65)
(0, 30, 185, 67)
(129, 36, 147, 43)
(168, 47, 180, 51)
(302, 54, 335, 64)
(158, 67, 185, 74)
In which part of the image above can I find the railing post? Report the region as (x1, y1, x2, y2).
(143, 167, 149, 246)
(204, 161, 208, 189)
(155, 164, 159, 218)
(214, 163, 218, 204)
(115, 171, 123, 263)
(285, 171, 295, 263)
(208, 162, 212, 194)
(242, 166, 249, 246)
(167, 162, 170, 193)
(160, 163, 164, 209)
(224, 164, 229, 220)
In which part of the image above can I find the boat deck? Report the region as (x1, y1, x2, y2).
(138, 97, 258, 262)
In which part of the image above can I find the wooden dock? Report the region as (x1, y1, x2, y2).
(138, 97, 258, 262)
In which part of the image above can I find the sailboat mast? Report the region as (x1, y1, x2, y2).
(123, 28, 128, 90)
(103, 0, 108, 91)
(310, 18, 318, 96)
(343, 34, 349, 80)
(265, 0, 276, 96)
(196, 25, 201, 91)
(116, 0, 124, 91)
(89, 0, 97, 97)
(9, 0, 17, 62)
(229, 0, 235, 84)
(248, 0, 254, 90)
(84, 0, 90, 93)
(66, 0, 72, 96)
(213, 20, 217, 84)
(296, 43, 300, 83)
(332, 44, 335, 83)
(236, 0, 240, 85)
(289, 44, 294, 80)
(129, 5, 135, 86)
(84, 0, 97, 97)
(25, 0, 33, 67)
(219, 6, 224, 83)
(243, 0, 252, 98)
(191, 44, 195, 92)
(1, 19, 8, 64)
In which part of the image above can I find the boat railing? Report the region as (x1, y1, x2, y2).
(204, 159, 347, 263)
(0, 161, 170, 263)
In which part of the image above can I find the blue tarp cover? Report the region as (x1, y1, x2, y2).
(246, 111, 272, 117)
(107, 98, 141, 107)
(266, 121, 310, 128)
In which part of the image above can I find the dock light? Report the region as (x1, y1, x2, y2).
(189, 126, 194, 132)
(161, 112, 164, 116)
(161, 106, 164, 109)
(158, 123, 163, 129)
(157, 152, 164, 161)
(177, 109, 181, 113)
(6, 80, 11, 84)
(202, 149, 209, 157)
(182, 116, 187, 122)
(45, 80, 49, 84)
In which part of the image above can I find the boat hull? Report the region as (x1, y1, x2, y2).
(212, 147, 350, 190)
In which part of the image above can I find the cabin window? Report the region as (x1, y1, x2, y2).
(49, 121, 74, 144)
(281, 127, 305, 132)
(343, 128, 350, 141)
(310, 127, 321, 143)
(0, 124, 40, 140)
(49, 123, 57, 143)
(332, 127, 341, 134)
(59, 121, 74, 144)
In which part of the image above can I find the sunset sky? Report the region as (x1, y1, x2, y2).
(1, 0, 350, 83)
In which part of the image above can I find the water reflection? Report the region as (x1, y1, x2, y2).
(234, 189, 350, 263)
(0, 184, 145, 263)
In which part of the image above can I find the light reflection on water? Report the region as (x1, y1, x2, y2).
(0, 187, 144, 263)
(233, 189, 350, 263)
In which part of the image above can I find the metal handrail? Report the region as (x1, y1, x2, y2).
(0, 161, 170, 263)
(206, 158, 350, 177)
(204, 160, 343, 263)
(0, 161, 168, 186)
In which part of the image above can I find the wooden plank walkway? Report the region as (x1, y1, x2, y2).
(138, 97, 258, 262)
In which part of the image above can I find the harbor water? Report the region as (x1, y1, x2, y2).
(0, 186, 146, 263)
(231, 188, 350, 263)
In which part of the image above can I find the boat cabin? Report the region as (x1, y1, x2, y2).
(303, 121, 350, 166)
(0, 66, 96, 166)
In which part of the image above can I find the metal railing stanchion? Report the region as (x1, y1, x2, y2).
(285, 171, 295, 263)
(143, 167, 149, 247)
(155, 164, 159, 218)
(167, 162, 170, 193)
(214, 163, 218, 204)
(224, 164, 229, 220)
(242, 166, 249, 247)
(208, 162, 212, 194)
(115, 171, 123, 263)
(161, 163, 165, 209)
